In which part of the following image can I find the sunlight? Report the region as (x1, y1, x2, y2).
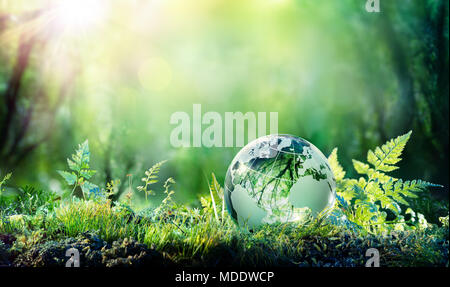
(53, 0, 107, 32)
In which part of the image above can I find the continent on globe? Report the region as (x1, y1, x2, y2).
(224, 134, 336, 229)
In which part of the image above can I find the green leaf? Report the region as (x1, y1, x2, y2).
(366, 169, 393, 184)
(67, 158, 79, 172)
(73, 140, 90, 168)
(80, 181, 98, 194)
(80, 169, 97, 180)
(352, 160, 370, 175)
(210, 172, 223, 198)
(200, 196, 211, 209)
(328, 148, 345, 181)
(367, 130, 412, 172)
(57, 170, 77, 185)
(138, 160, 167, 197)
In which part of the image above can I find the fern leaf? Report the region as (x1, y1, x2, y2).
(67, 159, 79, 172)
(57, 170, 77, 185)
(210, 172, 226, 221)
(328, 148, 345, 181)
(80, 169, 96, 180)
(208, 175, 220, 222)
(367, 130, 411, 172)
(80, 181, 98, 194)
(200, 196, 211, 211)
(210, 173, 223, 198)
(137, 160, 167, 196)
(395, 179, 442, 198)
(366, 169, 395, 184)
(352, 159, 370, 175)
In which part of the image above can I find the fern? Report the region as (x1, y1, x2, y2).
(57, 140, 97, 200)
(328, 148, 345, 181)
(207, 172, 225, 223)
(137, 160, 167, 202)
(328, 131, 443, 233)
(0, 172, 12, 198)
(161, 177, 176, 208)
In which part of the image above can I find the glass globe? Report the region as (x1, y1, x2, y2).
(224, 134, 336, 228)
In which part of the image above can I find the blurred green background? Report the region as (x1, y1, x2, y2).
(0, 0, 448, 206)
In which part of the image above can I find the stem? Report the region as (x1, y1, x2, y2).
(221, 197, 225, 223)
(71, 184, 77, 201)
(209, 186, 219, 222)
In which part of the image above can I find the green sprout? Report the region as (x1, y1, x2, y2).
(57, 140, 97, 200)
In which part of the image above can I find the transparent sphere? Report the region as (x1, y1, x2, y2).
(224, 134, 336, 228)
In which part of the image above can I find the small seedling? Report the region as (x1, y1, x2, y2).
(57, 140, 98, 200)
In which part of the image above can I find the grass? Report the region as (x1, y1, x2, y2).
(0, 195, 448, 267)
(0, 134, 448, 267)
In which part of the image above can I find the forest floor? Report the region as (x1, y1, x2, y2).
(0, 200, 448, 267)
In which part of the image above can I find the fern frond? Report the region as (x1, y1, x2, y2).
(0, 172, 12, 197)
(352, 159, 369, 175)
(58, 140, 96, 200)
(210, 172, 225, 222)
(394, 179, 442, 199)
(333, 131, 443, 233)
(366, 169, 395, 184)
(367, 130, 412, 172)
(328, 148, 345, 181)
(207, 174, 220, 222)
(352, 160, 394, 183)
(137, 160, 167, 200)
(210, 173, 223, 198)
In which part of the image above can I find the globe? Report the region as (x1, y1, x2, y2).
(224, 134, 336, 228)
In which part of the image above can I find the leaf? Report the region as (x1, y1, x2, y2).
(332, 131, 443, 233)
(328, 148, 345, 181)
(80, 181, 98, 194)
(352, 160, 370, 175)
(208, 174, 220, 221)
(67, 159, 79, 172)
(335, 194, 350, 211)
(138, 160, 167, 197)
(366, 169, 393, 184)
(0, 172, 12, 187)
(392, 179, 442, 203)
(200, 196, 211, 209)
(79, 140, 90, 165)
(367, 130, 412, 172)
(57, 171, 77, 185)
(80, 169, 97, 180)
(143, 160, 167, 184)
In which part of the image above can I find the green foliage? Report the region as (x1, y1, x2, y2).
(439, 214, 449, 229)
(1, 195, 447, 267)
(137, 160, 167, 202)
(12, 186, 58, 216)
(155, 177, 176, 213)
(0, 172, 11, 191)
(200, 173, 226, 224)
(329, 131, 443, 234)
(57, 140, 97, 200)
(0, 172, 12, 207)
(0, 132, 447, 267)
(328, 149, 345, 181)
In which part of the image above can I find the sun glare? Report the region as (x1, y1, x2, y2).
(54, 0, 107, 32)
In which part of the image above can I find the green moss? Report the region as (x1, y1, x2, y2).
(0, 199, 448, 267)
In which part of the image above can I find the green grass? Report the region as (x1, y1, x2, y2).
(0, 133, 448, 267)
(0, 196, 448, 267)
